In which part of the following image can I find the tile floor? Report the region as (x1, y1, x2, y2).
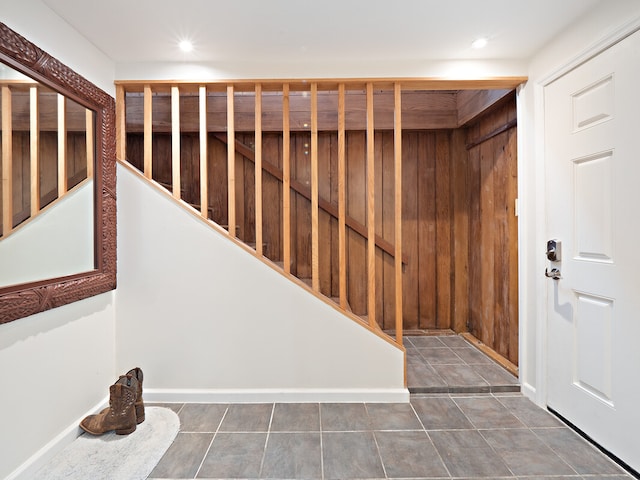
(405, 335, 520, 394)
(147, 336, 634, 479)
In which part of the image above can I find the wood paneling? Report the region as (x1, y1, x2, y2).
(465, 96, 518, 364)
(121, 85, 518, 364)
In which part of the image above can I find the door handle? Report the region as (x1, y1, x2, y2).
(545, 267, 561, 280)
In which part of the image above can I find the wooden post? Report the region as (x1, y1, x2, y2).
(30, 86, 40, 216)
(255, 83, 263, 256)
(171, 85, 181, 199)
(227, 84, 236, 237)
(115, 84, 126, 161)
(311, 83, 319, 292)
(2, 86, 13, 235)
(86, 109, 94, 178)
(199, 86, 208, 218)
(394, 82, 403, 345)
(338, 84, 347, 310)
(143, 84, 152, 179)
(366, 82, 376, 327)
(282, 83, 291, 273)
(57, 94, 67, 196)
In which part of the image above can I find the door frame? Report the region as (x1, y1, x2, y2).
(519, 15, 640, 407)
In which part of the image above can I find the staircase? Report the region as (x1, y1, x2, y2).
(115, 80, 422, 350)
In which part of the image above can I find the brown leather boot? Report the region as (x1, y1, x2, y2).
(126, 367, 145, 424)
(80, 375, 138, 435)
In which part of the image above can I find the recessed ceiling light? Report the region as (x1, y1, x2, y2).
(472, 37, 488, 49)
(179, 40, 193, 53)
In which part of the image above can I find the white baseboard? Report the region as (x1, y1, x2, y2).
(6, 396, 109, 480)
(520, 382, 539, 405)
(144, 387, 410, 404)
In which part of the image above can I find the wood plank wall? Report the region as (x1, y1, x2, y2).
(124, 91, 518, 365)
(465, 96, 518, 364)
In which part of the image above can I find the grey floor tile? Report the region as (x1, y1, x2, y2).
(149, 432, 213, 478)
(321, 403, 371, 431)
(418, 347, 466, 365)
(482, 428, 576, 476)
(270, 403, 320, 431)
(439, 335, 471, 348)
(219, 403, 273, 432)
(375, 430, 449, 478)
(411, 396, 474, 430)
(472, 363, 519, 385)
(533, 428, 626, 475)
(577, 476, 635, 479)
(453, 396, 525, 429)
(197, 432, 267, 478)
(146, 402, 184, 414)
(406, 348, 426, 364)
(429, 429, 512, 477)
(261, 432, 322, 479)
(365, 402, 424, 430)
(451, 347, 495, 365)
(407, 336, 446, 348)
(431, 364, 490, 387)
(407, 362, 448, 389)
(322, 431, 385, 479)
(178, 403, 227, 432)
(496, 396, 565, 428)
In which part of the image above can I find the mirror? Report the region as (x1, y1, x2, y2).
(0, 64, 95, 286)
(0, 21, 116, 324)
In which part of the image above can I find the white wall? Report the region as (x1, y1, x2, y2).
(0, 2, 117, 479)
(116, 58, 528, 82)
(1, 0, 115, 96)
(0, 181, 94, 287)
(518, 0, 640, 405)
(116, 164, 407, 403)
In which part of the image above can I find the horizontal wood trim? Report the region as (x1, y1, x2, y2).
(456, 89, 513, 126)
(466, 117, 517, 150)
(115, 77, 527, 91)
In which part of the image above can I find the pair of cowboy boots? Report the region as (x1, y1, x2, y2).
(79, 367, 145, 435)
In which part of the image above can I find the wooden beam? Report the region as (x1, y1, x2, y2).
(116, 76, 527, 92)
(338, 84, 347, 310)
(282, 83, 291, 273)
(466, 118, 517, 150)
(57, 94, 67, 196)
(171, 85, 181, 199)
(199, 86, 208, 218)
(116, 84, 126, 160)
(394, 82, 403, 345)
(143, 84, 152, 179)
(86, 109, 94, 178)
(2, 86, 13, 235)
(30, 86, 40, 216)
(255, 83, 263, 256)
(456, 89, 513, 127)
(311, 83, 319, 292)
(366, 82, 376, 328)
(227, 84, 236, 236)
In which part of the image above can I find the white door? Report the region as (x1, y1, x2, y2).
(545, 29, 640, 472)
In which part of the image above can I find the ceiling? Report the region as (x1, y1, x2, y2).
(42, 0, 603, 65)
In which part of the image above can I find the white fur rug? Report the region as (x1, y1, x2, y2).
(33, 407, 179, 480)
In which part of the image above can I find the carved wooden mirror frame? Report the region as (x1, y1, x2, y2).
(0, 22, 116, 324)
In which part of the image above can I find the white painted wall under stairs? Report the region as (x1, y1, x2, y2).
(115, 163, 407, 403)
